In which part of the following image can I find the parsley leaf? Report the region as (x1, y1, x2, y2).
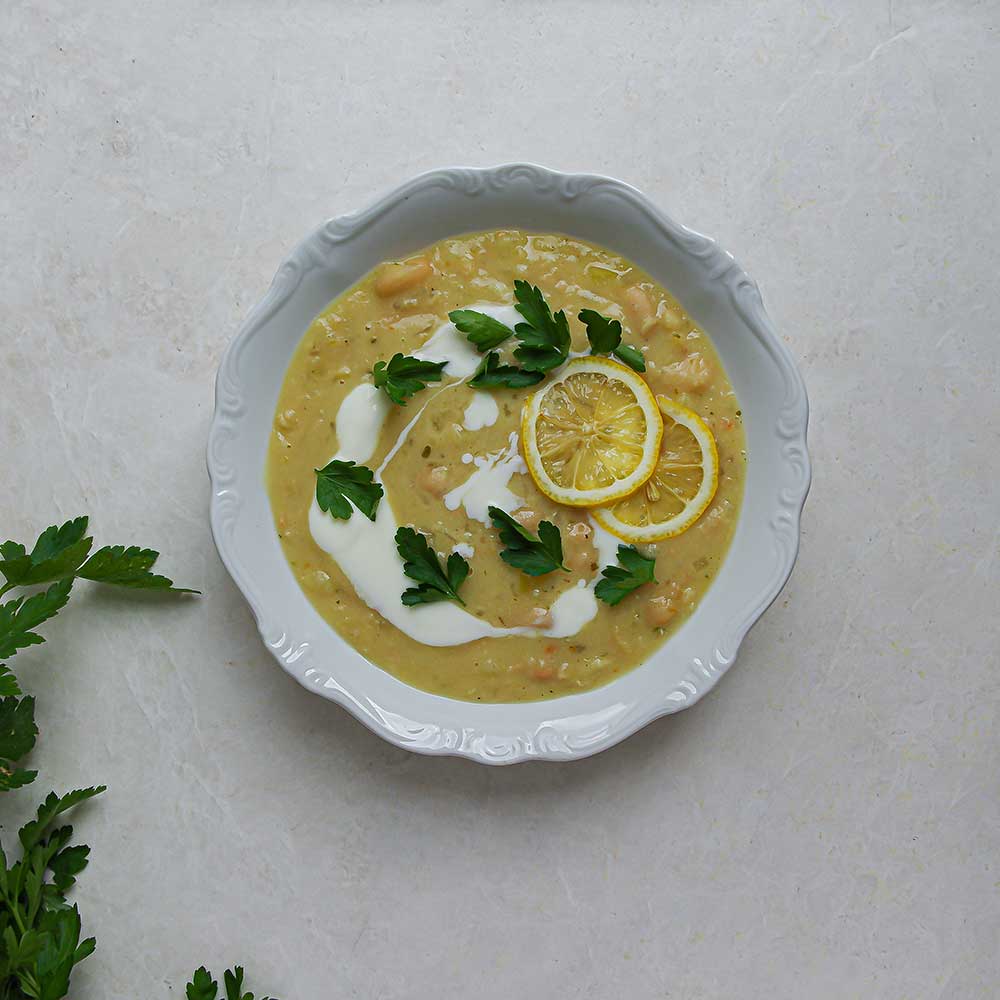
(579, 308, 622, 354)
(314, 460, 384, 521)
(2, 926, 47, 975)
(512, 281, 571, 372)
(224, 967, 248, 1000)
(0, 544, 35, 584)
(0, 511, 205, 997)
(77, 546, 200, 593)
(19, 787, 106, 852)
(0, 518, 199, 597)
(48, 841, 91, 893)
(395, 527, 468, 606)
(372, 353, 447, 405)
(594, 545, 657, 605)
(0, 695, 37, 790)
(578, 308, 646, 372)
(0, 663, 21, 698)
(487, 507, 567, 576)
(41, 906, 92, 984)
(226, 965, 273, 1000)
(468, 351, 545, 390)
(449, 309, 514, 351)
(0, 518, 92, 590)
(0, 762, 37, 792)
(0, 787, 104, 997)
(187, 965, 277, 1000)
(31, 906, 94, 997)
(187, 968, 219, 1000)
(613, 343, 646, 372)
(0, 579, 73, 660)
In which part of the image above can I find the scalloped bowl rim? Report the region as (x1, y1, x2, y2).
(207, 163, 811, 764)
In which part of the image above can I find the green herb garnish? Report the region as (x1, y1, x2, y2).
(186, 965, 278, 1000)
(0, 784, 106, 992)
(578, 308, 622, 354)
(0, 695, 38, 789)
(578, 308, 646, 372)
(395, 527, 469, 606)
(512, 280, 571, 372)
(0, 517, 196, 802)
(449, 309, 514, 351)
(594, 545, 657, 605)
(612, 343, 646, 372)
(487, 506, 567, 576)
(0, 511, 205, 997)
(0, 579, 65, 785)
(372, 352, 447, 405)
(468, 351, 545, 390)
(0, 517, 91, 589)
(0, 517, 197, 599)
(0, 578, 73, 660)
(77, 546, 200, 592)
(0, 664, 21, 699)
(314, 460, 383, 521)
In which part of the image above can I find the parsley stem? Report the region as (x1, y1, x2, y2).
(5, 896, 27, 935)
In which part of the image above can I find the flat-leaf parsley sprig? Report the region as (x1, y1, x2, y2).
(0, 577, 71, 791)
(449, 309, 514, 351)
(512, 281, 571, 372)
(0, 517, 91, 592)
(487, 507, 567, 577)
(186, 964, 278, 1000)
(594, 545, 657, 605)
(0, 516, 197, 794)
(468, 351, 544, 390)
(0, 514, 282, 999)
(395, 527, 469, 606)
(314, 460, 384, 521)
(578, 308, 646, 373)
(372, 353, 447, 405)
(76, 545, 200, 591)
(0, 784, 106, 997)
(0, 516, 195, 599)
(0, 694, 38, 790)
(0, 515, 196, 995)
(0, 578, 72, 662)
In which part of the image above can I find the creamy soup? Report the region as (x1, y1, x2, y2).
(267, 231, 745, 702)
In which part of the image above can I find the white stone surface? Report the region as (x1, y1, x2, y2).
(2, 1, 998, 997)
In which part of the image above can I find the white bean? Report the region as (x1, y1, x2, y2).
(374, 258, 432, 298)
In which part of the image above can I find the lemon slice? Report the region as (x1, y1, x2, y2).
(520, 357, 663, 507)
(593, 395, 719, 541)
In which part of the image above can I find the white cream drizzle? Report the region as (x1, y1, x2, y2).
(588, 517, 624, 568)
(309, 306, 609, 648)
(308, 500, 509, 646)
(334, 384, 390, 464)
(412, 303, 520, 377)
(547, 581, 600, 638)
(443, 431, 525, 526)
(411, 323, 481, 377)
(462, 392, 499, 431)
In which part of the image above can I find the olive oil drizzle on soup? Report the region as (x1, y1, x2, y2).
(267, 231, 745, 703)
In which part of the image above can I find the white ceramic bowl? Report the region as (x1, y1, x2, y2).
(207, 163, 811, 764)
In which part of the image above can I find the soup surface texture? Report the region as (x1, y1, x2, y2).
(267, 231, 745, 702)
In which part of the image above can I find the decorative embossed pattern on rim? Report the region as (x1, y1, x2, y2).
(207, 163, 811, 764)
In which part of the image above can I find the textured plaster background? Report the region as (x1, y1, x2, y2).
(2, 1, 998, 997)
